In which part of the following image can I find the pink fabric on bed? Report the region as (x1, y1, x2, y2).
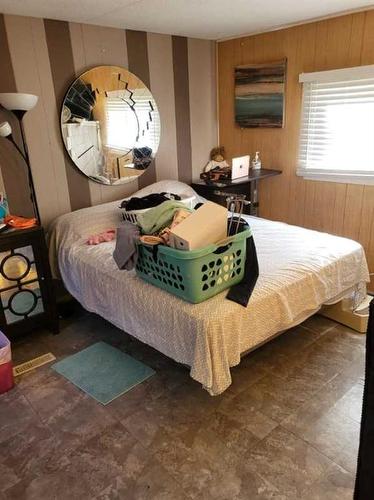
(87, 229, 116, 245)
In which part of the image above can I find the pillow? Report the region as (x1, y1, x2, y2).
(119, 180, 204, 222)
(132, 180, 202, 202)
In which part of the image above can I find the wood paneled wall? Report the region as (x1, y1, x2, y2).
(218, 10, 374, 290)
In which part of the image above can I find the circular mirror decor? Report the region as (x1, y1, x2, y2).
(61, 65, 160, 185)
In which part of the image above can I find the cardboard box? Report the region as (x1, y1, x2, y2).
(319, 295, 372, 333)
(168, 201, 228, 251)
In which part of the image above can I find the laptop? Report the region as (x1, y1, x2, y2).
(231, 155, 250, 180)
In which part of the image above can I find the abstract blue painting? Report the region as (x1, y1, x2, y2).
(235, 60, 286, 128)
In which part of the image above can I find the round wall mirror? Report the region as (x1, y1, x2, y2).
(61, 65, 160, 185)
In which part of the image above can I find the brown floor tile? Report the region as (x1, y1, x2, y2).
(332, 323, 366, 343)
(3, 422, 185, 500)
(226, 355, 268, 396)
(286, 405, 360, 474)
(0, 423, 69, 493)
(333, 380, 364, 424)
(56, 422, 159, 497)
(156, 425, 281, 500)
(202, 409, 278, 457)
(107, 370, 186, 423)
(283, 353, 364, 429)
(22, 375, 117, 455)
(4, 469, 94, 500)
(0, 462, 19, 494)
(243, 426, 334, 499)
(15, 363, 62, 393)
(226, 371, 320, 423)
(256, 324, 327, 358)
(302, 463, 355, 500)
(314, 325, 364, 360)
(95, 460, 189, 500)
(129, 460, 190, 500)
(283, 335, 362, 387)
(121, 382, 229, 452)
(302, 314, 337, 334)
(0, 390, 41, 445)
(41, 321, 100, 359)
(247, 323, 363, 388)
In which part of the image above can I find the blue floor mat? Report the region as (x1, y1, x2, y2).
(52, 341, 155, 405)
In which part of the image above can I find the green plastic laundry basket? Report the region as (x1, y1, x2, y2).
(136, 227, 251, 303)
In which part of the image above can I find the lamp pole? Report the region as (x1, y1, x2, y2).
(0, 93, 40, 225)
(6, 125, 41, 225)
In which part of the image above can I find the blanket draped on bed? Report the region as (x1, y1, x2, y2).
(48, 199, 369, 395)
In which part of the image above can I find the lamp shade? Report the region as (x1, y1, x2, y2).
(0, 93, 38, 112)
(0, 121, 12, 138)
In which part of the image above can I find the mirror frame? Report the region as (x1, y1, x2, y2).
(60, 65, 161, 186)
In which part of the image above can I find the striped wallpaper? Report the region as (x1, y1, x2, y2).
(0, 14, 217, 225)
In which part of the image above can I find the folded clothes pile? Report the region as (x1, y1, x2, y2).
(86, 193, 184, 246)
(137, 200, 192, 238)
(114, 198, 229, 267)
(114, 199, 194, 271)
(139, 207, 191, 246)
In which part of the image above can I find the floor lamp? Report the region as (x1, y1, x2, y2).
(0, 93, 40, 224)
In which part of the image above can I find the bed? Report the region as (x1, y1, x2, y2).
(49, 181, 370, 395)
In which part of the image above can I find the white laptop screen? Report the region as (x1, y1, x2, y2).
(231, 155, 250, 180)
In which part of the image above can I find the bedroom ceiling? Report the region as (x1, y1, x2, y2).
(0, 0, 372, 40)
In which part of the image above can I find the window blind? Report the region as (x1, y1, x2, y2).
(297, 65, 374, 184)
(105, 90, 160, 153)
(106, 97, 138, 151)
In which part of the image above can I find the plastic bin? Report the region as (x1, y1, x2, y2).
(120, 195, 195, 223)
(0, 331, 14, 394)
(136, 227, 251, 303)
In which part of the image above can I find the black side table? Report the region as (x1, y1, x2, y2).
(191, 168, 282, 216)
(0, 226, 58, 339)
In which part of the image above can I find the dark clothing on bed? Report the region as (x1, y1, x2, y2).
(120, 193, 181, 211)
(226, 218, 259, 307)
(113, 222, 140, 271)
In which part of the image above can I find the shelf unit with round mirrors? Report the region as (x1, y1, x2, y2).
(0, 226, 58, 339)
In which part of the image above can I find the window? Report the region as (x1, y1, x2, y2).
(105, 89, 160, 153)
(298, 65, 374, 185)
(105, 95, 138, 152)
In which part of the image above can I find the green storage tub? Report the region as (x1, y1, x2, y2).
(136, 228, 251, 303)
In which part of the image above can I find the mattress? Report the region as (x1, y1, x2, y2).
(49, 198, 369, 395)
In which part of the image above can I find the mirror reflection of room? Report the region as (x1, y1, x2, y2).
(61, 65, 160, 185)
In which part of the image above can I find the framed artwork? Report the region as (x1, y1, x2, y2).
(234, 59, 286, 128)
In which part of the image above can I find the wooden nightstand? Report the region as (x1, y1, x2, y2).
(0, 226, 58, 339)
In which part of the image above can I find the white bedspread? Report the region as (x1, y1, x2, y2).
(49, 200, 369, 395)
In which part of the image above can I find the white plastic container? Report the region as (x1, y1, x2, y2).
(120, 195, 196, 224)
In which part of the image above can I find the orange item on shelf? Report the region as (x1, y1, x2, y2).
(4, 215, 37, 229)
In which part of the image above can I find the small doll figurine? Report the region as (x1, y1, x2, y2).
(200, 147, 231, 182)
(203, 146, 230, 173)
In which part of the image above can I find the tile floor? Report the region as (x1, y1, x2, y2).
(0, 308, 364, 499)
